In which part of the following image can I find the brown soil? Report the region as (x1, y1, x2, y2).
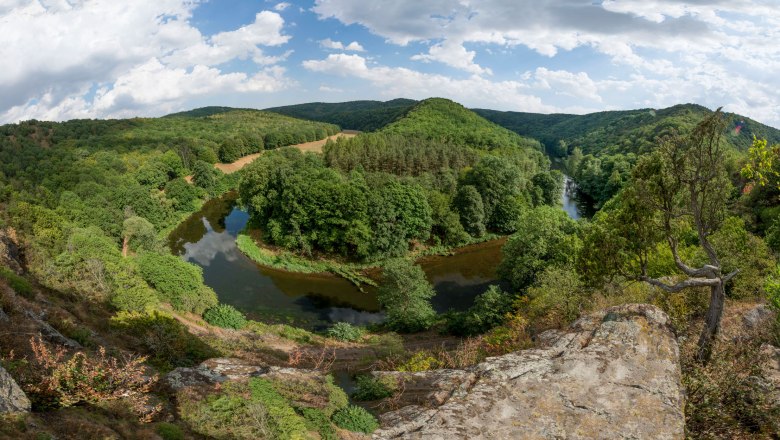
(214, 132, 356, 174)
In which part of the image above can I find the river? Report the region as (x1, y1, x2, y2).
(168, 177, 584, 328)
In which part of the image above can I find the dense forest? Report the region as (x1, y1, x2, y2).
(266, 98, 417, 131)
(239, 98, 560, 261)
(1, 97, 780, 439)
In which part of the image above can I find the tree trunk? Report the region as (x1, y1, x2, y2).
(696, 281, 725, 363)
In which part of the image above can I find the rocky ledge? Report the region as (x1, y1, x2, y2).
(374, 304, 684, 440)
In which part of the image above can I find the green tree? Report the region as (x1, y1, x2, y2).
(377, 259, 436, 332)
(454, 185, 486, 237)
(499, 206, 581, 291)
(581, 109, 737, 362)
(137, 252, 218, 314)
(531, 171, 563, 206)
(192, 160, 216, 191)
(122, 216, 156, 256)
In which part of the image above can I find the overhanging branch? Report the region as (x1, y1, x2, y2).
(640, 276, 720, 292)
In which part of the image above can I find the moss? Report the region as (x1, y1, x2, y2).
(155, 422, 185, 440)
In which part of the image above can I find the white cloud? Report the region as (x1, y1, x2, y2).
(412, 41, 491, 75)
(303, 54, 559, 113)
(319, 38, 365, 52)
(0, 1, 292, 122)
(534, 68, 601, 102)
(274, 2, 290, 11)
(312, 0, 780, 127)
(319, 85, 344, 93)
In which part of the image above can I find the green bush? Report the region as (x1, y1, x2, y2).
(203, 304, 247, 330)
(137, 252, 217, 314)
(0, 266, 32, 298)
(352, 375, 394, 401)
(326, 322, 364, 341)
(377, 259, 436, 333)
(155, 422, 185, 440)
(332, 405, 379, 434)
(300, 407, 338, 440)
(110, 310, 218, 372)
(445, 285, 513, 336)
(248, 378, 309, 439)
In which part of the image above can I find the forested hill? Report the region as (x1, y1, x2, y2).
(378, 98, 542, 151)
(474, 104, 780, 156)
(265, 98, 417, 131)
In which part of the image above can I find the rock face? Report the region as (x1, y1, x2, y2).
(0, 365, 30, 414)
(374, 304, 684, 440)
(0, 228, 23, 274)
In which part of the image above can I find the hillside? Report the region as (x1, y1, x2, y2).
(265, 98, 417, 131)
(378, 98, 542, 151)
(474, 104, 780, 156)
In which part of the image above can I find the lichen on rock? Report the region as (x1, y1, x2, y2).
(374, 304, 685, 440)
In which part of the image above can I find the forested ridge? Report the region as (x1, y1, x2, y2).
(265, 98, 417, 131)
(238, 98, 561, 262)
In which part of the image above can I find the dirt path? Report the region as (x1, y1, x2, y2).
(215, 132, 356, 174)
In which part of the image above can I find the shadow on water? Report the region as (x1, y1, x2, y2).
(168, 195, 505, 328)
(168, 181, 588, 329)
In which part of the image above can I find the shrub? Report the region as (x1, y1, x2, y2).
(521, 266, 589, 331)
(446, 285, 513, 336)
(248, 378, 309, 439)
(179, 384, 272, 439)
(203, 304, 247, 330)
(0, 266, 32, 298)
(326, 322, 364, 342)
(110, 283, 159, 312)
(398, 351, 441, 372)
(110, 311, 218, 372)
(352, 375, 395, 401)
(155, 423, 185, 440)
(332, 405, 379, 434)
(137, 252, 217, 314)
(300, 407, 338, 440)
(24, 337, 158, 420)
(683, 340, 780, 438)
(377, 259, 436, 333)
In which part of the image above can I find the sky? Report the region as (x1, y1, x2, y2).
(1, 0, 779, 128)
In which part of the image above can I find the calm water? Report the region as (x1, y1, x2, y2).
(168, 180, 584, 328)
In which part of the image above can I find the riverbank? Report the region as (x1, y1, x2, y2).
(235, 224, 503, 287)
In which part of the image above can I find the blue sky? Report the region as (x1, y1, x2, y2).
(2, 0, 779, 128)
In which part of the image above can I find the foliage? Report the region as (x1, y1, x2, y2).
(331, 405, 379, 434)
(352, 375, 395, 401)
(380, 98, 542, 151)
(324, 132, 479, 176)
(377, 259, 436, 332)
(741, 136, 780, 188)
(481, 313, 532, 356)
(683, 340, 780, 438)
(155, 423, 185, 440)
(446, 285, 513, 336)
(326, 322, 364, 341)
(398, 351, 442, 372)
(248, 379, 309, 439)
(110, 310, 218, 372)
(121, 216, 157, 254)
(137, 252, 217, 314)
(300, 408, 338, 440)
(520, 266, 588, 330)
(203, 304, 248, 330)
(266, 98, 417, 131)
(0, 266, 32, 298)
(454, 185, 486, 237)
(499, 206, 581, 290)
(24, 338, 157, 419)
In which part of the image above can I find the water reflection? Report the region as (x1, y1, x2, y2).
(167, 195, 512, 328)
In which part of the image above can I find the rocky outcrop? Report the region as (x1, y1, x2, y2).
(0, 365, 30, 414)
(0, 229, 23, 274)
(374, 304, 684, 440)
(163, 357, 325, 391)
